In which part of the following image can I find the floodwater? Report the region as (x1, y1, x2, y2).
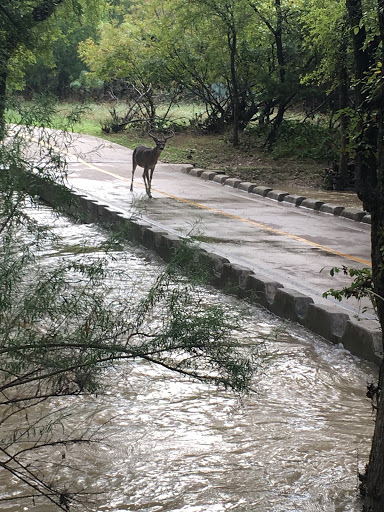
(0, 206, 377, 512)
(283, 187, 364, 210)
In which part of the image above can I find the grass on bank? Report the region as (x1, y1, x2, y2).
(6, 99, 337, 190)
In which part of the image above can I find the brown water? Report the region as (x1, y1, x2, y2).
(0, 208, 377, 512)
(284, 187, 364, 210)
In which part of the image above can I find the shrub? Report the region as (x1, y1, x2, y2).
(270, 120, 339, 160)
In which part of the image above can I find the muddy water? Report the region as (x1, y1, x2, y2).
(1, 207, 377, 512)
(283, 187, 364, 210)
(88, 337, 376, 512)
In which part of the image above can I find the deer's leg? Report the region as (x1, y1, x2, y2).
(147, 167, 155, 198)
(142, 168, 151, 198)
(130, 159, 137, 192)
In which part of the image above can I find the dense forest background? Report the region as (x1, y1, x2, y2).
(3, 0, 368, 190)
(3, 1, 384, 511)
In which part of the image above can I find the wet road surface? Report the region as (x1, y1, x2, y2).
(56, 133, 374, 323)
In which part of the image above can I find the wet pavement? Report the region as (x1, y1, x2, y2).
(56, 133, 374, 324)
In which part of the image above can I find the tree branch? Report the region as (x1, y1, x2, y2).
(32, 0, 66, 22)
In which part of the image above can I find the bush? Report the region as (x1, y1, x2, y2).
(248, 119, 339, 161)
(270, 120, 339, 160)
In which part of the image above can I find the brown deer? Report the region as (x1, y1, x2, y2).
(130, 130, 174, 198)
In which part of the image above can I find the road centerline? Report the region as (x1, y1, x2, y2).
(61, 147, 372, 268)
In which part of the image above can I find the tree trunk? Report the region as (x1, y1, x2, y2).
(361, 4, 384, 507)
(0, 43, 10, 141)
(265, 102, 286, 150)
(228, 26, 239, 145)
(363, 382, 384, 509)
(335, 32, 350, 191)
(345, 0, 377, 210)
(0, 67, 7, 141)
(264, 0, 287, 149)
(346, 0, 384, 509)
(275, 0, 285, 84)
(265, 94, 296, 150)
(362, 177, 384, 510)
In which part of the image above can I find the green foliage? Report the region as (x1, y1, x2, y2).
(23, 21, 99, 99)
(0, 99, 258, 509)
(251, 119, 338, 161)
(323, 265, 376, 316)
(301, 0, 348, 86)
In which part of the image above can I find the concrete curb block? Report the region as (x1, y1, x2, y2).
(300, 303, 350, 344)
(213, 174, 230, 184)
(283, 195, 306, 206)
(158, 233, 182, 261)
(224, 177, 242, 188)
(319, 203, 345, 216)
(180, 165, 194, 174)
(201, 171, 217, 181)
(267, 190, 289, 201)
(340, 319, 383, 365)
(185, 168, 370, 224)
(340, 207, 367, 222)
(238, 182, 257, 193)
(32, 175, 381, 366)
(221, 263, 255, 298)
(189, 168, 204, 177)
(246, 273, 284, 307)
(301, 198, 325, 211)
(252, 186, 273, 197)
(269, 288, 314, 321)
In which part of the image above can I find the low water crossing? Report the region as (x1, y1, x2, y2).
(1, 206, 377, 512)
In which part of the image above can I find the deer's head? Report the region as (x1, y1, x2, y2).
(149, 129, 175, 152)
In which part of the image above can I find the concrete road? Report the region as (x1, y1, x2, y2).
(61, 133, 373, 322)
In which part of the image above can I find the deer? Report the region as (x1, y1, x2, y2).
(130, 130, 174, 198)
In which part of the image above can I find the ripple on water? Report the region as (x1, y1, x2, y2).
(3, 206, 377, 512)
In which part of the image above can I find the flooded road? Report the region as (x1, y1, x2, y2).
(282, 187, 364, 210)
(1, 207, 377, 512)
(89, 332, 376, 512)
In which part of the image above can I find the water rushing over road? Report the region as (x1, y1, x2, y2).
(1, 207, 377, 512)
(91, 336, 376, 512)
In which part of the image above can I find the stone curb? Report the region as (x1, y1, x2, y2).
(267, 190, 289, 201)
(284, 194, 306, 206)
(179, 165, 371, 224)
(301, 198, 324, 211)
(320, 203, 345, 216)
(33, 176, 382, 367)
(340, 207, 367, 222)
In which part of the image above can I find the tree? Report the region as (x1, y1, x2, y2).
(149, 0, 267, 140)
(301, 0, 354, 188)
(247, 0, 312, 148)
(343, 0, 384, 509)
(78, 15, 167, 126)
(0, 103, 257, 509)
(0, 0, 104, 138)
(23, 21, 98, 99)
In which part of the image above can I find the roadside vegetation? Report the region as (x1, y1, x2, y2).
(2, 0, 384, 510)
(6, 99, 334, 190)
(0, 106, 258, 510)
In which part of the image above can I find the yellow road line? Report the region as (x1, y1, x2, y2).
(153, 190, 371, 266)
(46, 142, 372, 268)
